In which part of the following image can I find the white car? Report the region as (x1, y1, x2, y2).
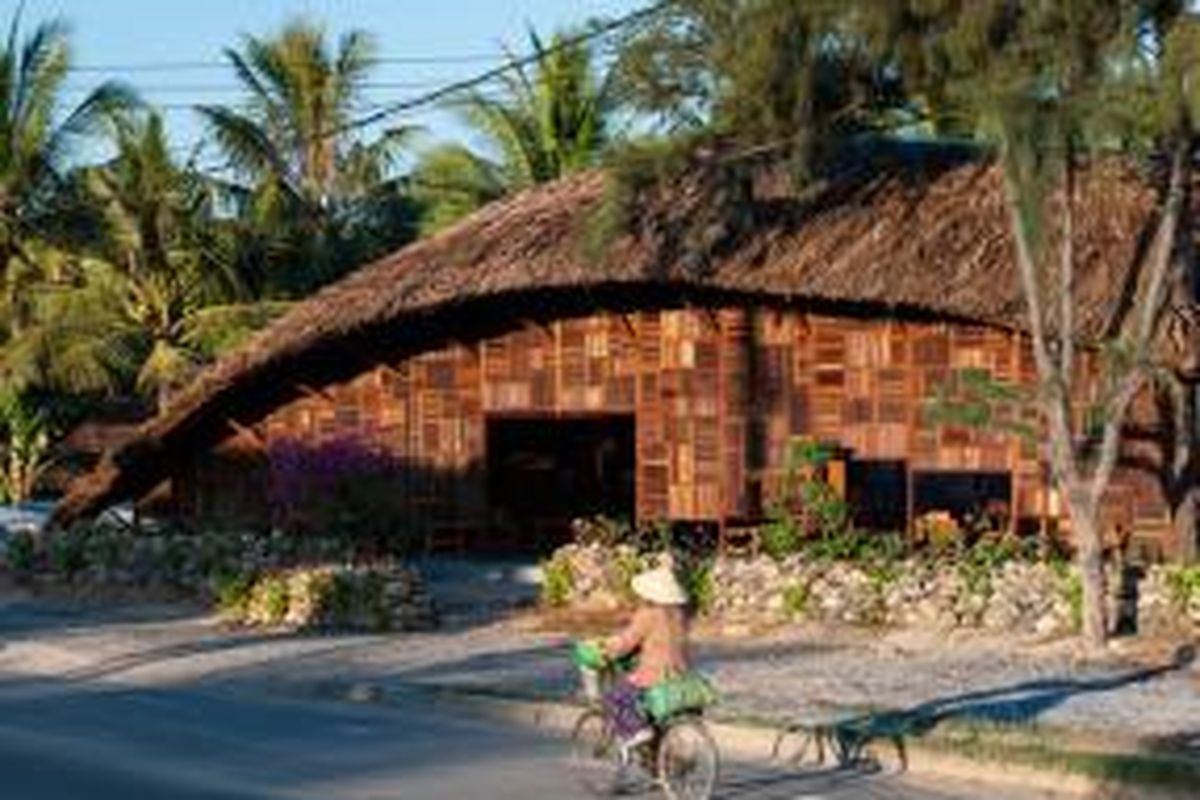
(0, 502, 54, 556)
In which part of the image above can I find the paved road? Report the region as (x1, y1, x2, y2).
(0, 670, 1041, 800)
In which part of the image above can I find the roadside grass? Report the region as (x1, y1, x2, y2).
(918, 718, 1200, 789)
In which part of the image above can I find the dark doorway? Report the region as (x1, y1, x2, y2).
(486, 415, 636, 553)
(846, 460, 909, 532)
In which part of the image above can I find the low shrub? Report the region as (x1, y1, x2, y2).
(4, 530, 38, 573)
(1165, 566, 1200, 611)
(680, 560, 714, 615)
(47, 533, 87, 581)
(1060, 572, 1084, 633)
(915, 511, 962, 557)
(782, 582, 810, 619)
(760, 508, 803, 562)
(213, 571, 256, 615)
(603, 546, 646, 603)
(571, 515, 630, 549)
(246, 573, 290, 624)
(539, 554, 575, 608)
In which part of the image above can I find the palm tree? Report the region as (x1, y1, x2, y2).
(3, 111, 288, 408)
(411, 29, 612, 233)
(0, 11, 134, 334)
(197, 20, 415, 294)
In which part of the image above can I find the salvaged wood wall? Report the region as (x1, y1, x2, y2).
(184, 305, 1172, 550)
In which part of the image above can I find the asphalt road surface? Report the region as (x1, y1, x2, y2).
(0, 668, 1047, 800)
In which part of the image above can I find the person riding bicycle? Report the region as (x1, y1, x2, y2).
(601, 560, 691, 753)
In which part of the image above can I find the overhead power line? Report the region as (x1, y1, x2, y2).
(328, 0, 671, 137)
(67, 54, 505, 72)
(62, 80, 460, 93)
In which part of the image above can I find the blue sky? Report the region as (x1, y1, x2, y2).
(19, 0, 644, 164)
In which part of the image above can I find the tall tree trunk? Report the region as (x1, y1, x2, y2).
(1067, 486, 1108, 642)
(1177, 487, 1198, 562)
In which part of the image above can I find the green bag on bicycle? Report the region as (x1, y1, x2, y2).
(641, 672, 718, 722)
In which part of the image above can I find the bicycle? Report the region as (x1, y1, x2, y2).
(568, 641, 720, 800)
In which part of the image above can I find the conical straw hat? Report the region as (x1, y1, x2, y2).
(631, 564, 688, 606)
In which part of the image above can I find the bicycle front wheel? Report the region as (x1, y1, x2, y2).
(657, 718, 719, 800)
(570, 709, 623, 797)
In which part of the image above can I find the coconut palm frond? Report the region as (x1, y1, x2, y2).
(135, 338, 197, 398)
(179, 300, 291, 359)
(416, 25, 611, 230)
(196, 104, 291, 189)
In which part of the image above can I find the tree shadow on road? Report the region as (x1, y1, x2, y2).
(771, 644, 1198, 777)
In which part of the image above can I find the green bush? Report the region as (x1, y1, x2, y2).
(326, 571, 358, 625)
(572, 515, 631, 548)
(259, 575, 290, 622)
(629, 519, 674, 555)
(782, 582, 810, 619)
(864, 559, 900, 624)
(361, 571, 391, 631)
(760, 509, 803, 562)
(82, 529, 126, 574)
(955, 535, 1020, 599)
(610, 547, 648, 602)
(1165, 566, 1200, 610)
(47, 533, 88, 580)
(4, 530, 38, 573)
(540, 555, 574, 608)
(213, 571, 256, 615)
(1060, 572, 1084, 633)
(680, 561, 714, 615)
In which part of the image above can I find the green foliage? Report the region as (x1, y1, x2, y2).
(408, 144, 505, 235)
(0, 388, 58, 502)
(611, 0, 907, 169)
(571, 515, 632, 549)
(326, 571, 358, 624)
(539, 554, 575, 608)
(46, 533, 87, 581)
(196, 20, 418, 295)
(255, 574, 291, 623)
(632, 518, 676, 555)
(4, 530, 38, 573)
(415, 27, 612, 230)
(762, 437, 858, 562)
(679, 559, 714, 614)
(782, 582, 810, 619)
(2, 111, 289, 403)
(1165, 566, 1200, 610)
(760, 509, 804, 562)
(864, 558, 901, 624)
(957, 550, 997, 599)
(0, 12, 135, 343)
(360, 570, 391, 632)
(611, 546, 647, 603)
(923, 369, 1037, 444)
(1060, 571, 1084, 633)
(213, 571, 256, 615)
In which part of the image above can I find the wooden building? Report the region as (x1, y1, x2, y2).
(53, 152, 1199, 557)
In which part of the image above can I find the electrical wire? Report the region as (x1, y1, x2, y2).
(326, 1, 669, 137)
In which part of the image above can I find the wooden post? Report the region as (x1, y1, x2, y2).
(715, 308, 727, 553)
(1009, 331, 1021, 536)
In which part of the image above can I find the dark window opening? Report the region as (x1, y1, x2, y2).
(912, 470, 1012, 532)
(846, 460, 909, 532)
(486, 415, 635, 554)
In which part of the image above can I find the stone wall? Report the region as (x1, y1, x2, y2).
(547, 543, 1200, 638)
(2, 528, 438, 632)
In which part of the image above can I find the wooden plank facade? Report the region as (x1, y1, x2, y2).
(183, 305, 1171, 553)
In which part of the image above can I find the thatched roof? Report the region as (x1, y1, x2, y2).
(53, 151, 1175, 525)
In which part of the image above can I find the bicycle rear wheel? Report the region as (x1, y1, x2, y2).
(570, 709, 624, 797)
(657, 718, 719, 800)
